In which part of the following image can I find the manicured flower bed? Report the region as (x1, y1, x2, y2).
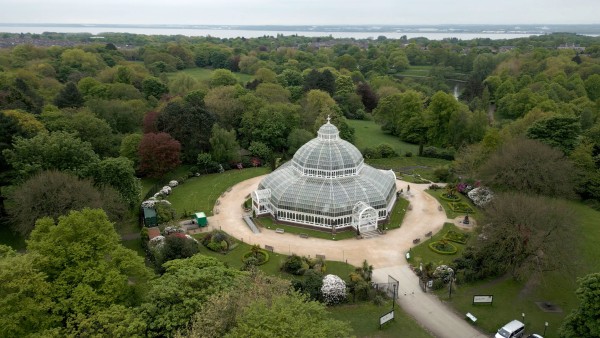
(448, 202, 476, 214)
(428, 240, 458, 255)
(443, 230, 469, 244)
(242, 249, 270, 265)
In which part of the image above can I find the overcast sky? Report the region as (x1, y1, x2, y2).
(1, 0, 598, 25)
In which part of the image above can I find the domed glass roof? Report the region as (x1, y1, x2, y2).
(255, 120, 397, 223)
(291, 120, 364, 178)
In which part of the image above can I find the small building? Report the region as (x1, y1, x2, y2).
(143, 207, 158, 227)
(194, 212, 208, 227)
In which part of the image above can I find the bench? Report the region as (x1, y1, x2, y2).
(466, 312, 477, 322)
(275, 228, 285, 234)
(413, 238, 421, 244)
(299, 233, 309, 239)
(425, 231, 433, 237)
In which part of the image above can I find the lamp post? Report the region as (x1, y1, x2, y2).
(521, 313, 525, 324)
(544, 322, 548, 336)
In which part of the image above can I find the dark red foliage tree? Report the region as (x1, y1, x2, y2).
(356, 82, 379, 112)
(143, 111, 160, 133)
(138, 132, 181, 178)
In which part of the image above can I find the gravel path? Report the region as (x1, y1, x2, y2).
(209, 175, 487, 338)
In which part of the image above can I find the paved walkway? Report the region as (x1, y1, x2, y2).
(208, 175, 487, 338)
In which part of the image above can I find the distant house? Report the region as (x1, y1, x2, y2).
(557, 43, 585, 52)
(499, 46, 516, 53)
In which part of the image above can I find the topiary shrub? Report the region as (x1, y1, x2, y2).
(242, 250, 270, 266)
(202, 230, 235, 253)
(428, 240, 458, 255)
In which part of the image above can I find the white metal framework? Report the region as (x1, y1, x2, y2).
(252, 120, 397, 232)
(352, 201, 378, 234)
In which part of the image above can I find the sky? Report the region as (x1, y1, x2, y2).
(1, 0, 599, 25)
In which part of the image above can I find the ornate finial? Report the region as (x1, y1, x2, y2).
(326, 115, 331, 124)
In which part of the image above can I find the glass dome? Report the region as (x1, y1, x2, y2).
(253, 120, 397, 232)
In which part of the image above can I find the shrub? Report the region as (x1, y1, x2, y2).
(467, 186, 494, 207)
(202, 230, 235, 253)
(443, 230, 469, 244)
(421, 146, 455, 160)
(321, 274, 347, 305)
(282, 254, 305, 275)
(405, 151, 413, 157)
(242, 249, 270, 266)
(428, 240, 458, 255)
(433, 167, 452, 182)
(375, 144, 397, 158)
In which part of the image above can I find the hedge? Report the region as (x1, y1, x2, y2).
(242, 250, 270, 265)
(428, 241, 458, 255)
(447, 202, 476, 214)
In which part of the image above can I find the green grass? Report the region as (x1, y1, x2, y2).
(366, 157, 451, 182)
(0, 224, 26, 251)
(388, 197, 409, 230)
(436, 201, 600, 337)
(328, 300, 433, 338)
(192, 237, 354, 280)
(167, 167, 269, 218)
(397, 65, 433, 77)
(140, 165, 194, 198)
(407, 223, 469, 268)
(121, 237, 145, 257)
(348, 119, 419, 156)
(166, 67, 254, 84)
(254, 217, 357, 241)
(426, 189, 478, 219)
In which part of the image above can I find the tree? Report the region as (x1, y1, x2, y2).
(224, 292, 352, 338)
(152, 235, 199, 272)
(203, 85, 244, 130)
(356, 82, 378, 112)
(287, 128, 314, 155)
(120, 133, 143, 167)
(255, 83, 290, 103)
(254, 68, 277, 83)
(141, 255, 243, 337)
(301, 90, 339, 131)
(0, 249, 58, 337)
(209, 69, 238, 87)
(138, 132, 181, 178)
(559, 272, 600, 338)
(68, 304, 147, 338)
(240, 103, 300, 152)
(86, 98, 148, 134)
(142, 76, 168, 99)
(584, 74, 600, 101)
(209, 125, 240, 164)
(526, 115, 581, 154)
(3, 131, 99, 180)
(54, 82, 84, 108)
(425, 91, 464, 147)
(90, 157, 141, 208)
(6, 170, 127, 236)
(478, 138, 576, 198)
(27, 209, 152, 327)
(156, 101, 216, 162)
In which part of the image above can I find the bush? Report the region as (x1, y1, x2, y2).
(375, 144, 397, 158)
(431, 278, 445, 290)
(405, 151, 413, 157)
(428, 240, 458, 255)
(433, 167, 452, 182)
(282, 254, 305, 275)
(202, 230, 235, 253)
(421, 146, 455, 160)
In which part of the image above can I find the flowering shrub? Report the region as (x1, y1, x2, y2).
(433, 265, 453, 283)
(321, 274, 346, 305)
(467, 187, 494, 207)
(164, 226, 184, 236)
(168, 180, 179, 187)
(160, 186, 172, 195)
(149, 235, 166, 248)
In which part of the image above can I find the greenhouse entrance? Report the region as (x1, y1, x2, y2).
(352, 201, 378, 234)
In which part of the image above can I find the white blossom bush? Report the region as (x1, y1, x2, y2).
(160, 186, 172, 195)
(141, 198, 171, 209)
(168, 180, 179, 187)
(149, 235, 165, 248)
(163, 226, 184, 236)
(467, 187, 494, 207)
(433, 265, 453, 283)
(321, 274, 346, 305)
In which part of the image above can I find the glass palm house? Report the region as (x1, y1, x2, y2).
(252, 119, 397, 234)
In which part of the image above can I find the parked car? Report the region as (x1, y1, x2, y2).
(495, 320, 525, 338)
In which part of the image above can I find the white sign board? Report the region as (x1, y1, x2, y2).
(473, 295, 493, 304)
(380, 310, 394, 326)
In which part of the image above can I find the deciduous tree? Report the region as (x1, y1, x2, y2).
(138, 132, 181, 178)
(559, 272, 600, 338)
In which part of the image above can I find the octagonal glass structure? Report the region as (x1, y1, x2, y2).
(252, 120, 397, 232)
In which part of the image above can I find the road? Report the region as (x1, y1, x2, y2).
(208, 174, 487, 338)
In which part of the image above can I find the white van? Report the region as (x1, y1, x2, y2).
(495, 320, 525, 338)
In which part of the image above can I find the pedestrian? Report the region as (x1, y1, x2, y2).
(407, 185, 410, 192)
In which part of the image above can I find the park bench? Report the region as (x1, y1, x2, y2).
(275, 228, 285, 234)
(466, 312, 477, 322)
(299, 233, 309, 239)
(413, 238, 421, 244)
(425, 231, 433, 237)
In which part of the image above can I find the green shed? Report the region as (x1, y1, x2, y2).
(143, 207, 158, 227)
(195, 212, 208, 227)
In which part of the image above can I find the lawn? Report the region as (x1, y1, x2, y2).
(167, 167, 269, 218)
(433, 201, 600, 337)
(347, 119, 419, 156)
(397, 65, 433, 78)
(388, 197, 409, 230)
(366, 156, 451, 182)
(406, 222, 469, 268)
(140, 165, 194, 198)
(191, 236, 355, 281)
(166, 67, 254, 84)
(328, 300, 433, 338)
(254, 217, 357, 241)
(426, 188, 478, 219)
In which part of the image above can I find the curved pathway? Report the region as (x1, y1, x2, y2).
(209, 175, 486, 338)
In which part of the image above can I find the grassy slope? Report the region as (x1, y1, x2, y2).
(348, 119, 419, 155)
(167, 167, 269, 218)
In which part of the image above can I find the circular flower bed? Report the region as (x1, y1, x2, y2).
(428, 240, 458, 255)
(242, 250, 270, 265)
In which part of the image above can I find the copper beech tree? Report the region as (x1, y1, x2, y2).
(138, 132, 181, 178)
